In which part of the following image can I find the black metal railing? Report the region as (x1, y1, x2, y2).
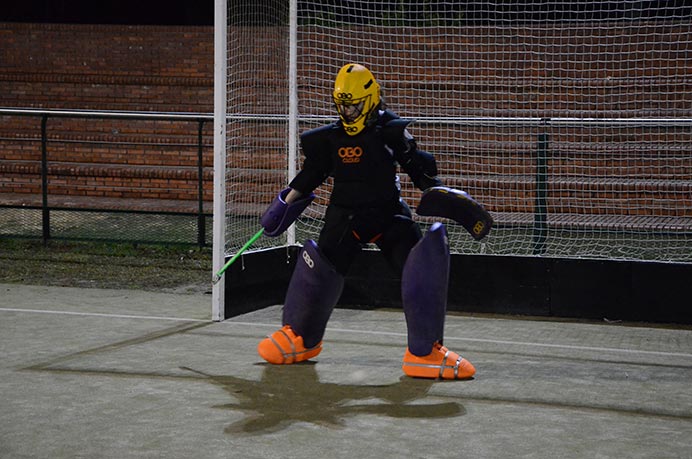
(0, 108, 214, 246)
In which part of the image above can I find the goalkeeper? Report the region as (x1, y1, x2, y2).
(258, 63, 492, 380)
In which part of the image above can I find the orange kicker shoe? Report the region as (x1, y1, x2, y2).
(257, 325, 322, 364)
(402, 342, 476, 380)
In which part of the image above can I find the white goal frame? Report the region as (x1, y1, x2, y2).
(211, 0, 227, 321)
(213, 0, 692, 320)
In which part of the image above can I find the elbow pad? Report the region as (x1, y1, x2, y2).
(382, 118, 414, 155)
(383, 118, 440, 190)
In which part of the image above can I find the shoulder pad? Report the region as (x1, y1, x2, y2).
(300, 123, 338, 157)
(384, 118, 414, 130)
(377, 109, 400, 125)
(381, 117, 415, 146)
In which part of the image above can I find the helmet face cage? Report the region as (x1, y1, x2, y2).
(334, 96, 368, 124)
(333, 63, 380, 135)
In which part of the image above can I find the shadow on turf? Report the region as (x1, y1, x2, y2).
(19, 320, 465, 435)
(183, 364, 466, 434)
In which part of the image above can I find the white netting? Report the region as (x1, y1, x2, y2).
(225, 1, 291, 252)
(225, 1, 692, 263)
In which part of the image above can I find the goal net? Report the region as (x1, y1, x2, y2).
(216, 0, 692, 272)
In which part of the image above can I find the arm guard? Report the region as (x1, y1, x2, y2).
(382, 118, 442, 191)
(260, 187, 315, 237)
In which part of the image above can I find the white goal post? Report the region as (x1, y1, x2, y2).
(213, 0, 692, 319)
(212, 0, 227, 321)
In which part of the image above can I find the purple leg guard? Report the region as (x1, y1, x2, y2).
(401, 222, 450, 356)
(282, 240, 345, 348)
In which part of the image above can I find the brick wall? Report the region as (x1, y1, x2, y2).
(0, 23, 212, 111)
(0, 23, 214, 208)
(1, 22, 690, 221)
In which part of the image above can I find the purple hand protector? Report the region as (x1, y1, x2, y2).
(260, 187, 315, 237)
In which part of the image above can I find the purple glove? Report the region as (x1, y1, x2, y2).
(260, 187, 315, 237)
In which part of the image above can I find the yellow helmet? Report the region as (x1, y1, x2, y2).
(333, 63, 381, 136)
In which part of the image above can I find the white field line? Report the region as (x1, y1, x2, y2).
(226, 320, 692, 360)
(0, 307, 209, 322)
(2, 307, 690, 360)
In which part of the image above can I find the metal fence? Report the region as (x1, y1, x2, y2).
(0, 108, 214, 246)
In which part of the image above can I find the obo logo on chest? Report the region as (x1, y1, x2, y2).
(338, 146, 363, 164)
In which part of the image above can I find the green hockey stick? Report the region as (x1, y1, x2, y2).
(212, 228, 264, 285)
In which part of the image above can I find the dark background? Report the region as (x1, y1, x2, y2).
(1, 1, 690, 26)
(0, 1, 214, 25)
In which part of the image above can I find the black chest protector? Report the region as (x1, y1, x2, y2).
(297, 111, 411, 209)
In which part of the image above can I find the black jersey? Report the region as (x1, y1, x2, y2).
(289, 109, 440, 209)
